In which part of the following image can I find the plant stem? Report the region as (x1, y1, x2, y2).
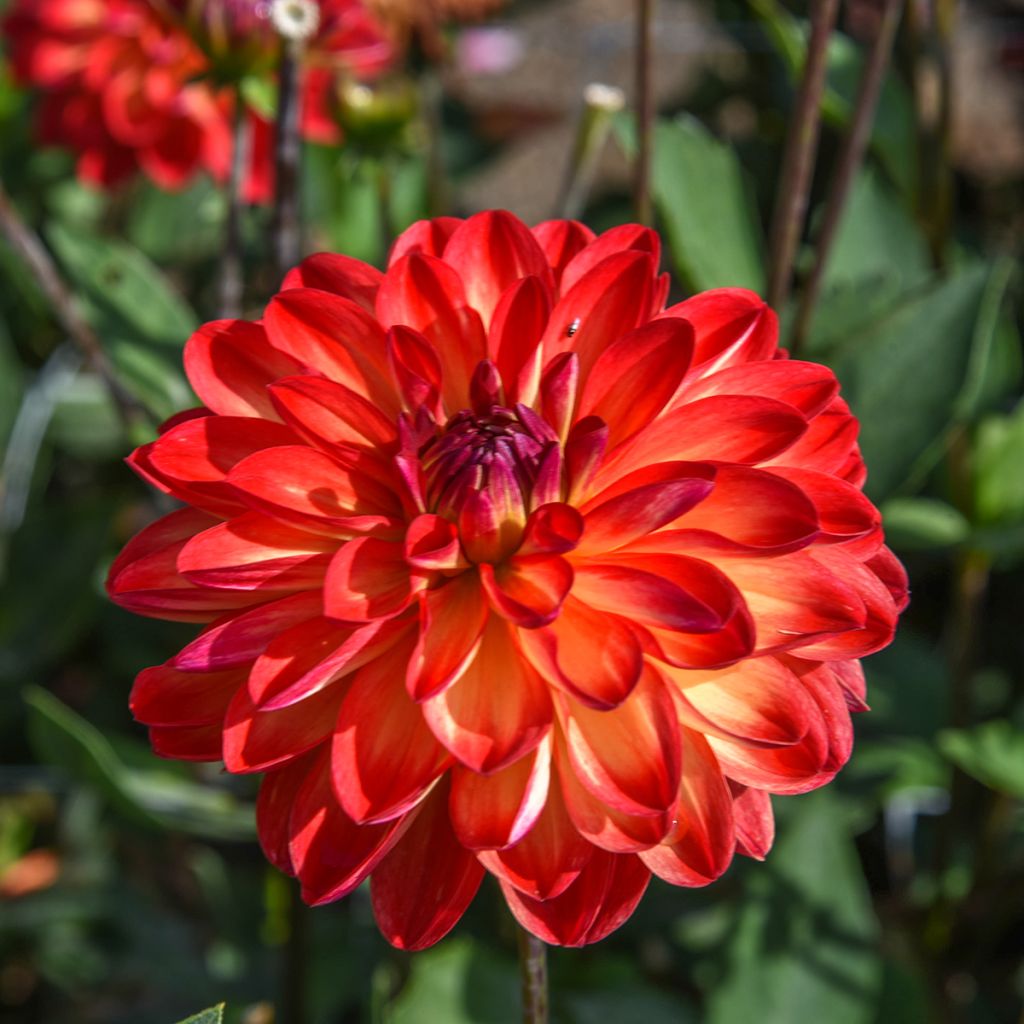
(516, 923, 549, 1024)
(633, 0, 654, 226)
(0, 179, 142, 429)
(765, 0, 839, 311)
(556, 84, 625, 220)
(219, 101, 248, 317)
(273, 41, 303, 283)
(282, 880, 309, 1024)
(790, 0, 904, 354)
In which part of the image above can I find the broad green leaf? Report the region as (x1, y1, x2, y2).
(938, 720, 1024, 798)
(48, 373, 124, 459)
(706, 792, 882, 1024)
(646, 115, 766, 293)
(973, 401, 1024, 527)
(391, 939, 520, 1024)
(175, 1005, 225, 1024)
(616, 113, 764, 292)
(847, 739, 951, 797)
(241, 74, 277, 119)
(814, 262, 988, 500)
(46, 222, 197, 347)
(880, 498, 970, 551)
(127, 178, 226, 264)
(107, 335, 193, 422)
(24, 687, 255, 840)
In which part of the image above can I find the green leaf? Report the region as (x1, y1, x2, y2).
(390, 939, 520, 1024)
(880, 498, 970, 551)
(706, 792, 882, 1024)
(174, 1005, 225, 1024)
(46, 222, 197, 347)
(973, 401, 1024, 527)
(48, 373, 124, 459)
(615, 114, 765, 293)
(563, 986, 698, 1024)
(241, 74, 277, 120)
(24, 687, 255, 840)
(813, 262, 988, 501)
(127, 178, 226, 265)
(938, 720, 1024, 798)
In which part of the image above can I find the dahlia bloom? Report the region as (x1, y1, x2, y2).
(2, 0, 392, 199)
(108, 212, 907, 949)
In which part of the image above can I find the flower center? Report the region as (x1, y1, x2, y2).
(420, 404, 553, 518)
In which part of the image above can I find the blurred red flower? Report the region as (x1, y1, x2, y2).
(107, 212, 907, 949)
(1, 0, 393, 200)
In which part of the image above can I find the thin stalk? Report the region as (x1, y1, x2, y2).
(555, 84, 625, 220)
(219, 101, 248, 317)
(0, 179, 141, 429)
(376, 157, 393, 264)
(272, 41, 303, 283)
(421, 68, 448, 218)
(931, 0, 956, 270)
(282, 881, 309, 1024)
(790, 0, 904, 354)
(516, 924, 549, 1024)
(765, 0, 839, 311)
(633, 0, 654, 226)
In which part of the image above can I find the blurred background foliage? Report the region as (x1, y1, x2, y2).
(1, 0, 1023, 1021)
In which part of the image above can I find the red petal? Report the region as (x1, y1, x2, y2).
(422, 617, 553, 773)
(267, 375, 398, 465)
(288, 749, 409, 905)
(449, 737, 551, 850)
(559, 661, 681, 814)
(597, 395, 807, 487)
(376, 253, 487, 412)
(765, 396, 859, 476)
(184, 319, 305, 419)
(663, 655, 815, 747)
(324, 537, 422, 621)
(371, 779, 484, 950)
(280, 252, 383, 313)
(389, 217, 464, 263)
(263, 289, 396, 412)
(404, 513, 465, 570)
(559, 224, 660, 295)
(576, 463, 716, 554)
(177, 513, 337, 591)
(387, 324, 443, 415)
(172, 592, 322, 672)
(129, 416, 300, 518)
(663, 288, 777, 375)
(540, 251, 655, 381)
(478, 771, 593, 900)
(640, 728, 735, 885)
(518, 597, 643, 709)
(149, 723, 223, 762)
(130, 663, 243, 727)
(256, 751, 318, 875)
(519, 503, 583, 556)
(730, 782, 775, 860)
(679, 359, 837, 418)
(332, 636, 450, 823)
(442, 210, 553, 327)
(866, 545, 909, 613)
(407, 573, 489, 701)
(227, 445, 402, 536)
(578, 318, 694, 447)
(480, 554, 573, 628)
(501, 849, 650, 947)
(531, 219, 596, 283)
(489, 275, 551, 406)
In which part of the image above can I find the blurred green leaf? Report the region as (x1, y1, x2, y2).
(646, 115, 765, 293)
(848, 739, 951, 797)
(127, 178, 226, 265)
(881, 498, 970, 551)
(815, 262, 988, 500)
(563, 985, 697, 1024)
(938, 720, 1024, 798)
(48, 373, 124, 459)
(174, 1005, 225, 1024)
(391, 939, 519, 1024)
(24, 687, 256, 840)
(861, 631, 950, 739)
(706, 792, 882, 1024)
(46, 222, 197, 347)
(241, 74, 277, 119)
(106, 335, 193, 422)
(973, 401, 1024, 527)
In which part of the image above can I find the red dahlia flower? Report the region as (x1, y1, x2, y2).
(108, 212, 907, 949)
(2, 0, 392, 199)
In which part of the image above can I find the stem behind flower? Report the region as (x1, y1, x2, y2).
(516, 924, 549, 1024)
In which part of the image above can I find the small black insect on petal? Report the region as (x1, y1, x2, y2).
(566, 318, 581, 337)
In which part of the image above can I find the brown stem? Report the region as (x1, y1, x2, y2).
(516, 923, 549, 1024)
(219, 101, 248, 318)
(790, 0, 904, 354)
(272, 42, 303, 283)
(765, 0, 839, 311)
(633, 0, 654, 226)
(0, 179, 141, 427)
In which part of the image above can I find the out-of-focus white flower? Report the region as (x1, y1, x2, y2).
(269, 0, 320, 41)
